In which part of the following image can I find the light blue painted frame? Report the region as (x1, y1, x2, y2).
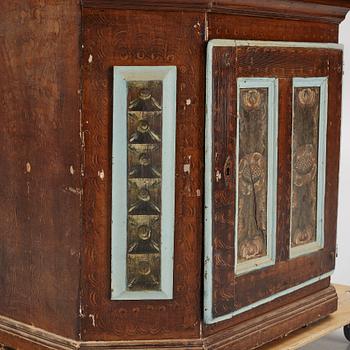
(111, 66, 177, 300)
(204, 39, 342, 325)
(235, 78, 278, 275)
(290, 77, 329, 259)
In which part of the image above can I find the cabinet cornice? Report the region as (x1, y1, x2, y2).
(82, 0, 350, 24)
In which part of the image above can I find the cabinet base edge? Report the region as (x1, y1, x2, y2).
(204, 284, 338, 350)
(0, 285, 337, 350)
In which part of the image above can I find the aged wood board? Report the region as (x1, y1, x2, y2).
(81, 8, 205, 341)
(0, 0, 348, 346)
(0, 282, 340, 349)
(81, 0, 350, 25)
(0, 0, 82, 340)
(261, 284, 350, 350)
(291, 86, 321, 248)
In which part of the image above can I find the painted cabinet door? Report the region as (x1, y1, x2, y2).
(204, 40, 343, 324)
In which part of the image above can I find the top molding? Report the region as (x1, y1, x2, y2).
(82, 0, 350, 24)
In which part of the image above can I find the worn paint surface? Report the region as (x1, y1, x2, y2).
(204, 39, 343, 324)
(235, 78, 278, 276)
(0, 0, 81, 340)
(111, 66, 176, 301)
(291, 87, 320, 247)
(82, 8, 205, 340)
(237, 88, 268, 262)
(127, 80, 163, 292)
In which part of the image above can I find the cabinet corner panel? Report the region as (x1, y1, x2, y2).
(0, 0, 82, 340)
(81, 8, 205, 341)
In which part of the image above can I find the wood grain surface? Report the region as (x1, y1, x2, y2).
(0, 0, 348, 347)
(209, 44, 343, 317)
(0, 283, 340, 349)
(237, 87, 269, 263)
(291, 86, 320, 248)
(207, 13, 340, 43)
(82, 0, 350, 24)
(0, 0, 82, 340)
(81, 8, 205, 341)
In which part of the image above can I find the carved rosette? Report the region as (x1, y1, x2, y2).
(127, 81, 162, 291)
(291, 86, 320, 248)
(237, 88, 268, 263)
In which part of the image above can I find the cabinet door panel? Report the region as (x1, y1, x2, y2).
(236, 78, 278, 275)
(290, 78, 328, 258)
(204, 40, 343, 324)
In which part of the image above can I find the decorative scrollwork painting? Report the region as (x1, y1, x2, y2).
(235, 78, 278, 275)
(112, 66, 176, 300)
(290, 77, 328, 258)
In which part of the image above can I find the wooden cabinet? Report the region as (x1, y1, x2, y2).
(0, 1, 349, 350)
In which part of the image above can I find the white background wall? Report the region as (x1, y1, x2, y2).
(332, 12, 350, 286)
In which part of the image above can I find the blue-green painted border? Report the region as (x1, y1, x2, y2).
(111, 66, 177, 300)
(290, 77, 328, 259)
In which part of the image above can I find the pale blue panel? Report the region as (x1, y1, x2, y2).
(204, 42, 215, 324)
(111, 66, 177, 300)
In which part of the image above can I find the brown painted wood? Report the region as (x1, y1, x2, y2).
(82, 0, 350, 24)
(207, 13, 340, 43)
(210, 45, 342, 317)
(0, 284, 338, 350)
(203, 278, 330, 336)
(0, 0, 81, 340)
(0, 1, 347, 349)
(211, 46, 237, 315)
(82, 0, 350, 7)
(81, 8, 205, 341)
(276, 78, 293, 262)
(203, 285, 338, 350)
(0, 279, 335, 350)
(211, 0, 349, 23)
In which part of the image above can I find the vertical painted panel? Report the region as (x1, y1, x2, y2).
(127, 80, 162, 291)
(290, 77, 328, 258)
(112, 66, 177, 300)
(235, 78, 278, 275)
